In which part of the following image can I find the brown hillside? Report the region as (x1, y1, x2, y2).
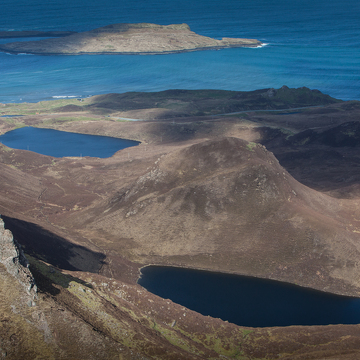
(62, 137, 360, 296)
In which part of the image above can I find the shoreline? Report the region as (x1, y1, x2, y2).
(0, 43, 263, 56)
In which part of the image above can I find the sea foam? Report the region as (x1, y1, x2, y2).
(52, 95, 79, 99)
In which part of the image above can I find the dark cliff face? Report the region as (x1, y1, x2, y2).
(2, 216, 106, 273)
(0, 218, 37, 298)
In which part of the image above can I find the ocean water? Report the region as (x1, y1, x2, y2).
(0, 0, 360, 103)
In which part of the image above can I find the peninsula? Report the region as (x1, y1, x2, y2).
(0, 23, 263, 55)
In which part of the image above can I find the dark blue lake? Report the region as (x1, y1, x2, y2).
(138, 266, 360, 327)
(0, 126, 139, 158)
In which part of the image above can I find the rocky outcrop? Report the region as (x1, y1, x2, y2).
(0, 217, 37, 298)
(0, 23, 262, 55)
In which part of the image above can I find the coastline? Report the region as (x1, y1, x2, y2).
(0, 44, 262, 56)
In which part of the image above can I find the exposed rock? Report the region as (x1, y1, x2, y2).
(265, 88, 276, 98)
(0, 217, 37, 298)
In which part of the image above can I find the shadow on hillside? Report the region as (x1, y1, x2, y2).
(28, 255, 94, 296)
(148, 119, 217, 143)
(256, 125, 360, 195)
(2, 215, 105, 273)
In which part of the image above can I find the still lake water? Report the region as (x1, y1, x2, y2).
(138, 266, 360, 327)
(0, 126, 139, 158)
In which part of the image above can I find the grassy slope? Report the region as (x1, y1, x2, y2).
(3, 254, 359, 360)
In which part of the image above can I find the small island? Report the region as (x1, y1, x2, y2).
(0, 23, 263, 55)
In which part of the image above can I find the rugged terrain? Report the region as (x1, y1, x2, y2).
(1, 86, 360, 358)
(0, 23, 262, 55)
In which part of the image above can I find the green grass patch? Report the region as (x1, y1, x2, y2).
(298, 137, 310, 146)
(151, 320, 203, 355)
(52, 116, 100, 122)
(1, 144, 13, 152)
(174, 326, 252, 360)
(27, 255, 93, 289)
(241, 329, 253, 339)
(343, 130, 356, 137)
(246, 142, 257, 151)
(279, 127, 294, 137)
(0, 98, 88, 115)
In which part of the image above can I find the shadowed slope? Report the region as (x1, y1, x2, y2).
(2, 216, 105, 273)
(258, 120, 360, 196)
(85, 86, 340, 117)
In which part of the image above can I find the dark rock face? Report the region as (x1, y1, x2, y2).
(0, 218, 37, 298)
(1, 216, 106, 273)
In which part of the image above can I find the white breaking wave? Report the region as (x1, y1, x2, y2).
(5, 52, 34, 55)
(52, 95, 79, 99)
(252, 43, 269, 48)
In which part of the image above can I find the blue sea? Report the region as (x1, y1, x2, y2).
(1, 0, 360, 103)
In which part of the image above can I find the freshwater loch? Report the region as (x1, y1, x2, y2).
(138, 266, 360, 328)
(0, 126, 139, 158)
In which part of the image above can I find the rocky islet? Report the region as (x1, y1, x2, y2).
(0, 23, 262, 55)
